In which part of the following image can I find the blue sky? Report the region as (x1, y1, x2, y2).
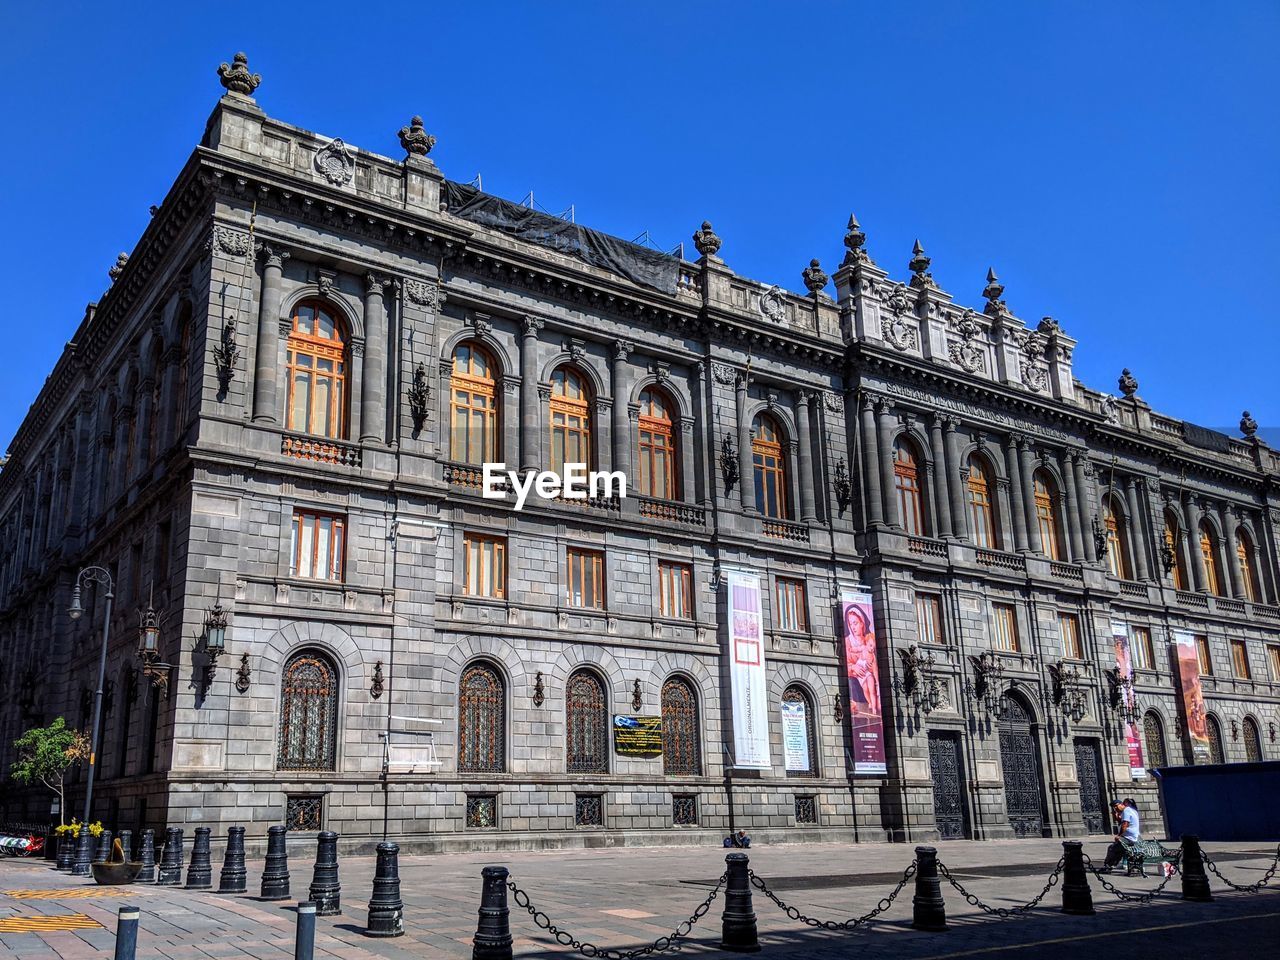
(3, 2, 1277, 451)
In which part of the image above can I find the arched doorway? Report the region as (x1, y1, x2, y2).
(998, 694, 1046, 837)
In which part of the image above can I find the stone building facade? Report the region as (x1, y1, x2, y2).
(3, 56, 1279, 851)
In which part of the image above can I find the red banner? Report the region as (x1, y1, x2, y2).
(840, 588, 886, 775)
(1111, 622, 1147, 778)
(1174, 631, 1211, 765)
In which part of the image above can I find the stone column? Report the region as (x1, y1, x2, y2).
(519, 317, 543, 473)
(1004, 434, 1029, 551)
(360, 274, 389, 444)
(680, 419, 695, 503)
(251, 246, 289, 424)
(611, 341, 633, 485)
(944, 418, 968, 540)
(795, 391, 817, 521)
(860, 395, 884, 527)
(1124, 477, 1151, 581)
(1060, 451, 1086, 562)
(692, 361, 709, 504)
(876, 399, 900, 527)
(1073, 455, 1093, 563)
(928, 415, 953, 538)
(1019, 439, 1041, 553)
(1220, 506, 1244, 599)
(736, 374, 755, 512)
(1185, 496, 1208, 592)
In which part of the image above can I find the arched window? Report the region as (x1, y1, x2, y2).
(172, 302, 192, 445)
(1206, 714, 1224, 764)
(1200, 523, 1225, 596)
(751, 414, 788, 519)
(550, 366, 592, 474)
(285, 300, 348, 439)
(637, 387, 677, 500)
(146, 341, 164, 463)
(661, 676, 701, 776)
(277, 649, 339, 771)
(1165, 512, 1188, 590)
(122, 375, 139, 480)
(1237, 529, 1261, 603)
(565, 669, 608, 774)
(1142, 712, 1167, 769)
(894, 437, 927, 536)
(450, 343, 498, 464)
(458, 662, 505, 773)
(1243, 717, 1263, 762)
(1033, 470, 1064, 561)
(781, 684, 818, 777)
(966, 455, 999, 549)
(1104, 495, 1132, 580)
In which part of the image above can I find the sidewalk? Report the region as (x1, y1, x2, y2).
(1, 837, 1277, 958)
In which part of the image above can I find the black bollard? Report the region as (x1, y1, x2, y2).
(261, 825, 292, 901)
(365, 841, 404, 937)
(308, 831, 341, 916)
(113, 905, 140, 960)
(137, 830, 157, 883)
(472, 866, 513, 960)
(295, 902, 316, 960)
(1180, 835, 1212, 902)
(72, 823, 94, 877)
(719, 852, 761, 953)
(186, 827, 213, 889)
(1060, 841, 1095, 916)
(56, 832, 76, 871)
(912, 845, 948, 931)
(118, 830, 133, 864)
(218, 826, 247, 894)
(96, 829, 114, 864)
(157, 827, 185, 886)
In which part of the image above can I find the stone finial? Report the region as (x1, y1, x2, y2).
(842, 213, 869, 266)
(217, 52, 261, 98)
(802, 258, 829, 294)
(1240, 410, 1258, 438)
(692, 220, 722, 258)
(1118, 368, 1138, 398)
(398, 115, 437, 158)
(908, 239, 935, 288)
(108, 253, 129, 283)
(982, 266, 1007, 315)
(1037, 317, 1062, 337)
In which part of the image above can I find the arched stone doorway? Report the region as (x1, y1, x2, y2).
(998, 693, 1047, 837)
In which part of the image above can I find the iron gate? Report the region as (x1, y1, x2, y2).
(998, 697, 1045, 837)
(1074, 738, 1107, 834)
(928, 732, 968, 840)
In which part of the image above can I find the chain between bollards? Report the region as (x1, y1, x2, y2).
(1084, 850, 1180, 903)
(937, 856, 1064, 918)
(1202, 842, 1280, 893)
(113, 904, 139, 960)
(748, 859, 916, 929)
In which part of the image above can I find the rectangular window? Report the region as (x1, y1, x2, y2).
(1230, 640, 1251, 679)
(992, 603, 1020, 652)
(1058, 614, 1083, 660)
(1267, 645, 1280, 682)
(574, 794, 604, 827)
(915, 593, 944, 646)
(285, 795, 323, 831)
(290, 510, 345, 581)
(1195, 635, 1213, 676)
(775, 578, 808, 632)
(794, 795, 818, 825)
(567, 548, 605, 610)
(1132, 626, 1155, 671)
(463, 533, 506, 599)
(658, 562, 693, 619)
(154, 520, 171, 587)
(466, 794, 498, 829)
(672, 794, 698, 826)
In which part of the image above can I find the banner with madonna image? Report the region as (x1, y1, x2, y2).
(1173, 630, 1212, 765)
(840, 588, 886, 775)
(1110, 621, 1147, 779)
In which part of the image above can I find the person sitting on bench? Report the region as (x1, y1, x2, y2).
(1099, 799, 1139, 872)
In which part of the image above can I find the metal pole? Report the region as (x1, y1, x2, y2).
(113, 905, 139, 960)
(294, 902, 316, 960)
(74, 569, 113, 876)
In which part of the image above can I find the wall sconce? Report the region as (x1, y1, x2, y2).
(234, 653, 252, 694)
(1230, 718, 1240, 741)
(1270, 721, 1277, 744)
(965, 651, 1009, 718)
(1158, 538, 1175, 575)
(212, 318, 238, 395)
(532, 670, 545, 707)
(1049, 661, 1088, 726)
(370, 660, 384, 700)
(407, 361, 430, 433)
(832, 459, 852, 512)
(1103, 667, 1138, 727)
(709, 566, 726, 590)
(136, 594, 172, 698)
(1091, 516, 1108, 563)
(632, 679, 643, 712)
(719, 434, 739, 494)
(197, 601, 229, 694)
(893, 644, 942, 715)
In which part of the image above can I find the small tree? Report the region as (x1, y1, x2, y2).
(10, 717, 90, 826)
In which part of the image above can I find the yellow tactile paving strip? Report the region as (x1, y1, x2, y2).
(0, 912, 101, 932)
(3, 888, 142, 899)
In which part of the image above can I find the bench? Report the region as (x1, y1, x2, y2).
(1117, 838, 1178, 878)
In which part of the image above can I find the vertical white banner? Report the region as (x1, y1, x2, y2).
(727, 570, 771, 769)
(781, 700, 811, 772)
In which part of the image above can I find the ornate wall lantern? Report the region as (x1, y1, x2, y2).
(1103, 667, 1138, 727)
(832, 459, 852, 512)
(407, 362, 430, 433)
(136, 594, 172, 698)
(719, 434, 739, 494)
(1159, 537, 1176, 575)
(1091, 515, 1108, 563)
(234, 653, 252, 694)
(965, 651, 1009, 718)
(197, 601, 229, 695)
(212, 319, 238, 394)
(532, 670, 545, 707)
(1049, 661, 1088, 726)
(893, 644, 942, 715)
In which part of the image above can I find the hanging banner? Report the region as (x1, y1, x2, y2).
(840, 588, 887, 775)
(781, 700, 811, 773)
(1110, 622, 1147, 779)
(612, 716, 663, 758)
(727, 570, 771, 769)
(1174, 630, 1212, 765)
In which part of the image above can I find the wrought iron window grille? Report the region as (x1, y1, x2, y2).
(794, 795, 818, 825)
(466, 794, 498, 829)
(672, 795, 698, 826)
(574, 794, 604, 827)
(285, 795, 323, 831)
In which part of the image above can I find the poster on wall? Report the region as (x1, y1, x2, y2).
(781, 700, 811, 773)
(840, 587, 887, 775)
(1110, 622, 1148, 779)
(727, 570, 771, 769)
(612, 716, 663, 758)
(1174, 630, 1212, 765)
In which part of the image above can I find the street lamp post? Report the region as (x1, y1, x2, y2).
(67, 566, 114, 877)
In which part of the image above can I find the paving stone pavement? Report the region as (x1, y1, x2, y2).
(0, 838, 1277, 959)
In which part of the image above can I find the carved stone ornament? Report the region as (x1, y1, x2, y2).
(398, 115, 436, 158)
(214, 226, 251, 257)
(692, 220, 722, 258)
(408, 361, 430, 433)
(631, 678, 643, 712)
(1100, 396, 1120, 424)
(842, 213, 870, 266)
(108, 252, 129, 283)
(1241, 410, 1259, 438)
(217, 52, 261, 97)
(1021, 361, 1048, 393)
(404, 278, 443, 309)
(759, 284, 787, 323)
(234, 653, 252, 694)
(314, 138, 355, 186)
(880, 281, 911, 318)
(1117, 368, 1138, 399)
(802, 258, 829, 294)
(982, 266, 1007, 316)
(370, 660, 385, 700)
(948, 312, 985, 373)
(908, 239, 936, 289)
(823, 391, 844, 413)
(878, 283, 918, 352)
(712, 362, 739, 385)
